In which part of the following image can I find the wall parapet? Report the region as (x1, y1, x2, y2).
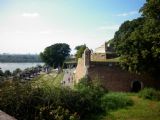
(75, 48, 160, 91)
(75, 58, 86, 83)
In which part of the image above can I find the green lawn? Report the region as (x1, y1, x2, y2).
(32, 71, 64, 88)
(102, 95, 160, 120)
(92, 57, 120, 62)
(30, 73, 160, 120)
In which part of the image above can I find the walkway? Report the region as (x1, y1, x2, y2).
(62, 68, 75, 87)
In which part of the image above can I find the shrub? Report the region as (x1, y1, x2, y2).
(139, 88, 160, 101)
(0, 78, 107, 120)
(101, 93, 133, 111)
(74, 77, 107, 117)
(0, 81, 44, 120)
(39, 106, 79, 120)
(75, 76, 107, 97)
(0, 76, 134, 120)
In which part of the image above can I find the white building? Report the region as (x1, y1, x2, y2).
(94, 43, 106, 53)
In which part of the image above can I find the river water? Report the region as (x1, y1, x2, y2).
(0, 63, 44, 72)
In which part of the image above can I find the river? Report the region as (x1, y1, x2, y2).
(0, 63, 44, 72)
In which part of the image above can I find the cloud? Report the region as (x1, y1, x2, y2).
(22, 12, 40, 18)
(97, 25, 120, 31)
(116, 11, 138, 17)
(15, 30, 24, 34)
(40, 30, 52, 34)
(39, 30, 64, 34)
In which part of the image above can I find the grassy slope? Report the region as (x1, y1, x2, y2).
(103, 95, 160, 120)
(92, 57, 120, 62)
(32, 71, 64, 88)
(28, 73, 160, 120)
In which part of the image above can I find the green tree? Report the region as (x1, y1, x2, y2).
(0, 70, 4, 76)
(40, 43, 71, 68)
(137, 0, 160, 78)
(112, 0, 160, 78)
(140, 0, 160, 20)
(4, 70, 12, 77)
(13, 68, 22, 76)
(75, 44, 86, 61)
(113, 18, 145, 72)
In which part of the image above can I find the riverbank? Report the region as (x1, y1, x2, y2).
(0, 62, 44, 72)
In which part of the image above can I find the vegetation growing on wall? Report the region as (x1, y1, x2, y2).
(75, 44, 86, 61)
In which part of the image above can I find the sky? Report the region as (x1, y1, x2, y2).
(0, 0, 146, 54)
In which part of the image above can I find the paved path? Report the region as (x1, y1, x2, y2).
(0, 110, 17, 120)
(62, 69, 75, 87)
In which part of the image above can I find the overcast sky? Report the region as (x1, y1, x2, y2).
(0, 0, 145, 54)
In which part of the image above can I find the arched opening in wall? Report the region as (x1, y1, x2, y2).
(131, 80, 142, 92)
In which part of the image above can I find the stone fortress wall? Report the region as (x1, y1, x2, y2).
(75, 44, 160, 92)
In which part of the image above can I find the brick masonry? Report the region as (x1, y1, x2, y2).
(75, 48, 160, 92)
(75, 58, 86, 83)
(88, 62, 160, 91)
(91, 53, 106, 61)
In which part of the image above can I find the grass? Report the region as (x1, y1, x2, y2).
(2, 71, 160, 120)
(92, 57, 120, 63)
(32, 71, 64, 88)
(52, 72, 64, 86)
(101, 92, 133, 111)
(139, 88, 160, 101)
(103, 95, 160, 120)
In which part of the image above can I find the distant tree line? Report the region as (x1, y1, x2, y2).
(0, 65, 48, 81)
(0, 54, 42, 63)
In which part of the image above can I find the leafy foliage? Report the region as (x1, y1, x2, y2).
(0, 76, 134, 120)
(140, 0, 160, 20)
(0, 77, 105, 120)
(112, 0, 160, 78)
(0, 81, 79, 120)
(40, 43, 71, 68)
(74, 44, 86, 61)
(0, 70, 4, 76)
(139, 88, 160, 101)
(4, 70, 12, 77)
(113, 18, 146, 73)
(12, 68, 22, 76)
(101, 93, 133, 111)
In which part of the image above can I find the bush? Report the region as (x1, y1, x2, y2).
(101, 93, 133, 111)
(0, 81, 45, 120)
(0, 77, 107, 120)
(0, 76, 134, 120)
(39, 106, 79, 120)
(75, 76, 107, 97)
(139, 88, 160, 101)
(0, 81, 81, 120)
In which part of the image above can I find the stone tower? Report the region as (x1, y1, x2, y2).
(84, 48, 91, 67)
(84, 48, 91, 76)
